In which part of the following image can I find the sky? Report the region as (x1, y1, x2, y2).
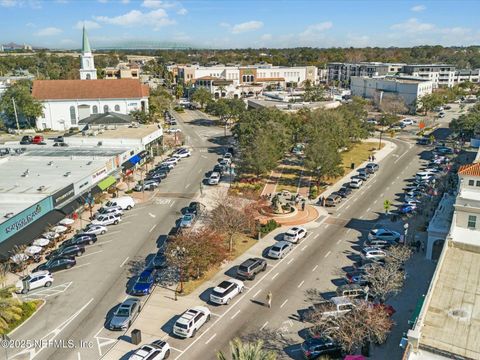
(1, 0, 480, 49)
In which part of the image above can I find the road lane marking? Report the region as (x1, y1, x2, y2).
(301, 245, 308, 251)
(280, 299, 288, 308)
(314, 234, 320, 239)
(324, 251, 331, 258)
(185, 183, 191, 189)
(297, 280, 305, 288)
(82, 250, 103, 258)
(367, 207, 371, 212)
(312, 265, 318, 272)
(170, 201, 175, 207)
(272, 273, 279, 280)
(148, 212, 156, 218)
(93, 240, 113, 246)
(149, 224, 157, 233)
(231, 310, 241, 319)
(120, 257, 129, 268)
(56, 263, 90, 274)
(337, 239, 342, 244)
(287, 258, 294, 265)
(260, 321, 269, 330)
(205, 333, 217, 345)
(252, 289, 262, 298)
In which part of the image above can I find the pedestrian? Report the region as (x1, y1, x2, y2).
(372, 155, 376, 161)
(368, 155, 372, 162)
(415, 240, 421, 253)
(319, 196, 324, 206)
(322, 197, 326, 207)
(302, 200, 306, 211)
(266, 291, 272, 308)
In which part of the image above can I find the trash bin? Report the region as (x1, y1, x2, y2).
(131, 329, 142, 345)
(351, 163, 355, 169)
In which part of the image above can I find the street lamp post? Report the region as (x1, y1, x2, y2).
(176, 246, 186, 294)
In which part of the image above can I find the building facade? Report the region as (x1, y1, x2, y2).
(402, 64, 456, 88)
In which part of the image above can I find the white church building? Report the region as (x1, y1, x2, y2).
(32, 27, 149, 131)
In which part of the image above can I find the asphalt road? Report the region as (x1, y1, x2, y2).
(7, 109, 226, 360)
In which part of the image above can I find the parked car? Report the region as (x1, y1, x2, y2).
(336, 187, 352, 198)
(213, 164, 226, 175)
(173, 306, 211, 338)
(147, 172, 167, 181)
(368, 228, 401, 242)
(173, 148, 191, 158)
(162, 157, 179, 166)
(438, 112, 446, 118)
(152, 252, 167, 269)
(401, 118, 415, 126)
(95, 206, 123, 218)
(365, 162, 379, 173)
(166, 128, 182, 133)
(179, 213, 195, 228)
(20, 135, 33, 145)
(399, 204, 416, 214)
(283, 226, 307, 243)
(364, 238, 395, 249)
(91, 213, 121, 226)
(345, 270, 369, 286)
(302, 297, 355, 321)
(210, 278, 244, 305)
(103, 196, 135, 210)
(107, 298, 141, 331)
(134, 180, 159, 192)
(362, 248, 387, 261)
(34, 257, 76, 273)
(81, 224, 108, 236)
(268, 241, 293, 259)
(336, 283, 368, 299)
(129, 340, 171, 360)
(15, 271, 53, 294)
(357, 168, 370, 179)
(349, 177, 363, 189)
(325, 194, 342, 207)
(208, 172, 221, 185)
(236, 257, 267, 280)
(46, 245, 85, 260)
(185, 201, 204, 216)
(131, 269, 156, 296)
(366, 119, 378, 125)
(32, 135, 44, 144)
(301, 337, 342, 359)
(64, 233, 97, 247)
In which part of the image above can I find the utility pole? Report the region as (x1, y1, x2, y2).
(12, 98, 20, 131)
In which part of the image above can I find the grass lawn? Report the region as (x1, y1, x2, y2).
(341, 141, 382, 173)
(180, 234, 257, 296)
(276, 163, 304, 194)
(4, 299, 43, 335)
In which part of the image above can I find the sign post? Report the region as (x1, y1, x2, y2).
(384, 200, 391, 214)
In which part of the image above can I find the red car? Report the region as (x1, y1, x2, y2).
(32, 135, 44, 144)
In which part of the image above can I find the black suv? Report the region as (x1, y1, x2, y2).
(63, 233, 97, 247)
(46, 244, 85, 260)
(336, 187, 352, 198)
(20, 136, 33, 145)
(186, 201, 204, 216)
(236, 258, 267, 280)
(301, 336, 342, 359)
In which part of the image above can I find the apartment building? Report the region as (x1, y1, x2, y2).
(327, 62, 405, 85)
(405, 161, 480, 360)
(402, 64, 456, 88)
(454, 68, 480, 84)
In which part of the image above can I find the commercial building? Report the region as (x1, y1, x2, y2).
(402, 64, 456, 88)
(327, 62, 405, 85)
(104, 63, 140, 80)
(0, 124, 162, 258)
(405, 161, 480, 360)
(350, 75, 433, 111)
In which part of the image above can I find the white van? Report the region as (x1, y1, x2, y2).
(415, 171, 434, 182)
(104, 196, 135, 210)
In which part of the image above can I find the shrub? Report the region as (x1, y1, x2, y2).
(174, 106, 185, 112)
(125, 189, 133, 194)
(260, 219, 280, 236)
(309, 185, 319, 199)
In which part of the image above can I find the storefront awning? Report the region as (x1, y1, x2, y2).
(97, 176, 116, 191)
(408, 294, 425, 329)
(128, 155, 142, 165)
(59, 186, 102, 215)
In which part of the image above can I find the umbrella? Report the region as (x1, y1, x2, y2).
(58, 218, 74, 226)
(344, 356, 366, 360)
(42, 232, 60, 240)
(51, 225, 68, 234)
(25, 246, 43, 256)
(10, 253, 29, 264)
(32, 238, 50, 247)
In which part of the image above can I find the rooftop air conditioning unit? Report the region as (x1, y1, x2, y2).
(37, 185, 46, 191)
(64, 171, 71, 177)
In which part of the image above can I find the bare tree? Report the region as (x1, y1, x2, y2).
(378, 94, 408, 116)
(363, 262, 406, 303)
(386, 244, 413, 267)
(207, 191, 257, 252)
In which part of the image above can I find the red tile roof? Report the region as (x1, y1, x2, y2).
(458, 163, 480, 177)
(32, 79, 149, 100)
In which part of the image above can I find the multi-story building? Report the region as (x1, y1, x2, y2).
(405, 161, 480, 360)
(454, 69, 480, 85)
(104, 63, 140, 80)
(350, 75, 433, 111)
(401, 64, 456, 88)
(327, 62, 405, 85)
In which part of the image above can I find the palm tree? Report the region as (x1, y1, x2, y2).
(0, 292, 23, 334)
(217, 338, 276, 360)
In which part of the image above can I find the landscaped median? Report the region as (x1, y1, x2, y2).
(0, 291, 44, 335)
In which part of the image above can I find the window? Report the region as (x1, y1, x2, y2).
(476, 181, 480, 187)
(114, 105, 120, 112)
(92, 105, 98, 114)
(468, 215, 477, 229)
(469, 180, 475, 186)
(69, 106, 76, 122)
(86, 74, 91, 80)
(103, 105, 109, 113)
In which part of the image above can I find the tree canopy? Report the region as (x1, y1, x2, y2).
(0, 80, 43, 127)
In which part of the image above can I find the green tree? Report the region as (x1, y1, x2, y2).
(450, 103, 480, 138)
(207, 98, 245, 125)
(191, 87, 213, 109)
(217, 338, 276, 360)
(418, 93, 443, 116)
(130, 110, 149, 124)
(0, 80, 43, 128)
(304, 139, 344, 186)
(149, 87, 174, 118)
(303, 80, 324, 102)
(174, 84, 184, 99)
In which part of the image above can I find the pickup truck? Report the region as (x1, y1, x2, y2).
(301, 296, 355, 322)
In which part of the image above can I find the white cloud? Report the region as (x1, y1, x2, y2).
(60, 38, 75, 45)
(1, 0, 41, 7)
(219, 22, 230, 28)
(411, 4, 426, 12)
(26, 22, 36, 28)
(95, 9, 175, 30)
(231, 20, 263, 34)
(0, 0, 17, 6)
(177, 8, 187, 15)
(74, 20, 101, 30)
(98, 0, 108, 3)
(35, 27, 62, 36)
(260, 33, 272, 41)
(390, 18, 434, 33)
(300, 22, 333, 37)
(142, 0, 175, 8)
(121, 0, 130, 3)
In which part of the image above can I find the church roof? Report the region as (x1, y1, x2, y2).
(78, 112, 132, 126)
(32, 79, 150, 100)
(82, 26, 91, 53)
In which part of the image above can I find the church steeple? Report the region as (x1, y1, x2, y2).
(79, 25, 97, 80)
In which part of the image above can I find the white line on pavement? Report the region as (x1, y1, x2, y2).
(252, 289, 262, 298)
(210, 313, 221, 317)
(205, 333, 217, 345)
(297, 280, 305, 288)
(77, 352, 81, 360)
(312, 265, 318, 272)
(260, 321, 269, 331)
(231, 310, 241, 319)
(301, 245, 308, 251)
(170, 201, 175, 208)
(170, 347, 184, 353)
(93, 240, 113, 246)
(149, 224, 156, 233)
(272, 273, 279, 280)
(82, 250, 103, 258)
(287, 258, 294, 265)
(57, 263, 90, 274)
(120, 257, 129, 268)
(380, 193, 385, 197)
(148, 212, 156, 218)
(280, 299, 288, 308)
(367, 207, 371, 212)
(324, 251, 331, 258)
(325, 224, 330, 229)
(185, 183, 191, 189)
(314, 234, 320, 239)
(337, 239, 342, 244)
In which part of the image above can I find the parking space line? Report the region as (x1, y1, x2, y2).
(297, 280, 305, 288)
(119, 257, 129, 268)
(312, 265, 318, 272)
(170, 347, 184, 353)
(280, 299, 288, 308)
(185, 183, 191, 189)
(287, 258, 294, 265)
(337, 239, 342, 244)
(82, 250, 103, 258)
(260, 321, 269, 331)
(56, 263, 90, 274)
(205, 333, 217, 345)
(170, 201, 175, 207)
(230, 310, 241, 320)
(149, 224, 156, 233)
(301, 244, 308, 251)
(92, 240, 112, 246)
(252, 289, 262, 298)
(367, 207, 371, 212)
(324, 251, 331, 258)
(272, 273, 279, 280)
(314, 234, 320, 239)
(210, 312, 221, 317)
